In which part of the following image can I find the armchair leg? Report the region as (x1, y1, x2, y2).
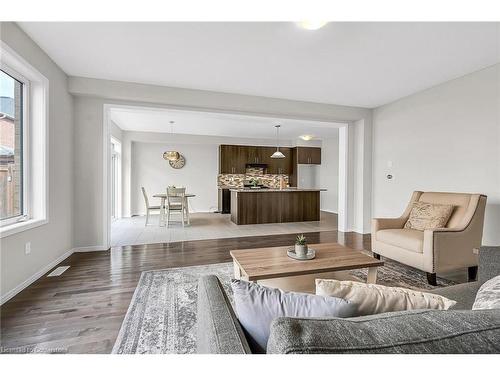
(468, 266, 478, 282)
(373, 253, 381, 260)
(426, 272, 437, 286)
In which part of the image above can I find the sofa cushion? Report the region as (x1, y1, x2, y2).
(376, 228, 424, 253)
(404, 201, 454, 231)
(432, 281, 480, 310)
(266, 309, 500, 354)
(316, 279, 456, 316)
(473, 275, 500, 310)
(231, 279, 357, 353)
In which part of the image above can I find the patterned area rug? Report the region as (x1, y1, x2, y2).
(112, 258, 457, 354)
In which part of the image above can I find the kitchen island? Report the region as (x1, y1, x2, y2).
(230, 188, 325, 225)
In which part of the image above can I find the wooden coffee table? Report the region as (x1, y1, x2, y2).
(230, 242, 384, 285)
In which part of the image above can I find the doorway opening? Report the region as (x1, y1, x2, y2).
(103, 104, 349, 248)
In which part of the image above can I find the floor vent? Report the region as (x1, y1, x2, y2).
(47, 266, 70, 277)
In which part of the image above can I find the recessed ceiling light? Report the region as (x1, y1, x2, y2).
(300, 135, 314, 141)
(298, 21, 328, 31)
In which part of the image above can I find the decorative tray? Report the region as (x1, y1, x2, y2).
(287, 247, 316, 261)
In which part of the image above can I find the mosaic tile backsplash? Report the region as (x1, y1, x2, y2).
(218, 167, 289, 189)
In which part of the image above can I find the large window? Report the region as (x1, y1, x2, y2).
(0, 68, 26, 224)
(0, 41, 48, 238)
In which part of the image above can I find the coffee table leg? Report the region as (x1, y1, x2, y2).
(233, 261, 249, 281)
(233, 260, 241, 279)
(367, 267, 378, 284)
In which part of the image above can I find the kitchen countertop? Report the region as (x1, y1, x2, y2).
(230, 188, 327, 192)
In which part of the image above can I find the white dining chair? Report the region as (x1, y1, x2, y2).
(141, 187, 162, 226)
(166, 187, 187, 227)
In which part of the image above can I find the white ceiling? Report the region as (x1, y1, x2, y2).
(19, 22, 500, 108)
(110, 106, 344, 140)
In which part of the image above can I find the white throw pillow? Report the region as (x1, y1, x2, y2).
(316, 279, 456, 316)
(472, 275, 500, 310)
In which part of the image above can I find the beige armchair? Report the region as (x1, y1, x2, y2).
(372, 191, 487, 285)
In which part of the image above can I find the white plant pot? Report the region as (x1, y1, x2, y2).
(295, 244, 308, 258)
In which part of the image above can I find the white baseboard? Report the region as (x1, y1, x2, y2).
(73, 245, 109, 252)
(351, 226, 371, 235)
(320, 209, 338, 214)
(0, 248, 74, 305)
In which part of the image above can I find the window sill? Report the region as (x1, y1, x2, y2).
(0, 218, 48, 238)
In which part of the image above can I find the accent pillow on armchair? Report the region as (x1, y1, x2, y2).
(404, 201, 454, 231)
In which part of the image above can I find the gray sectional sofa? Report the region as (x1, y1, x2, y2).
(197, 247, 500, 354)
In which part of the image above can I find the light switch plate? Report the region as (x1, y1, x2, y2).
(25, 242, 31, 255)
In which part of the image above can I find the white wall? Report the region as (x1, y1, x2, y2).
(132, 141, 218, 214)
(319, 133, 339, 213)
(0, 23, 74, 300)
(373, 64, 500, 245)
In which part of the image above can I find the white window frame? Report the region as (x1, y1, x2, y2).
(0, 65, 30, 226)
(0, 41, 49, 238)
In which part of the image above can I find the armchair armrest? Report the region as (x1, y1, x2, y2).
(372, 191, 422, 233)
(422, 195, 487, 273)
(422, 227, 480, 273)
(372, 217, 406, 232)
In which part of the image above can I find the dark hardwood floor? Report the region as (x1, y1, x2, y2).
(0, 230, 370, 354)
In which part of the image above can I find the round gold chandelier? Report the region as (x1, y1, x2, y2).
(163, 151, 180, 161)
(163, 120, 179, 161)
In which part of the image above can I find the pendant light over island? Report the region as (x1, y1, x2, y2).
(270, 124, 285, 159)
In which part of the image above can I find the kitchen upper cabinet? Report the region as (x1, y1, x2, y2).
(219, 145, 246, 174)
(219, 144, 297, 174)
(267, 147, 292, 174)
(244, 146, 267, 164)
(296, 147, 321, 165)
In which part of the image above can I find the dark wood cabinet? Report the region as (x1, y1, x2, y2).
(231, 190, 320, 225)
(310, 147, 321, 164)
(280, 191, 320, 222)
(267, 147, 292, 174)
(296, 147, 321, 165)
(219, 145, 294, 174)
(219, 145, 246, 174)
(244, 146, 266, 164)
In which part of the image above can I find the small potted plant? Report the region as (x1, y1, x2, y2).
(295, 234, 308, 258)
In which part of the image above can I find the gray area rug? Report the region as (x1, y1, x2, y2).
(112, 258, 457, 354)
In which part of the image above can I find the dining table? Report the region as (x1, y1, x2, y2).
(153, 193, 196, 227)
